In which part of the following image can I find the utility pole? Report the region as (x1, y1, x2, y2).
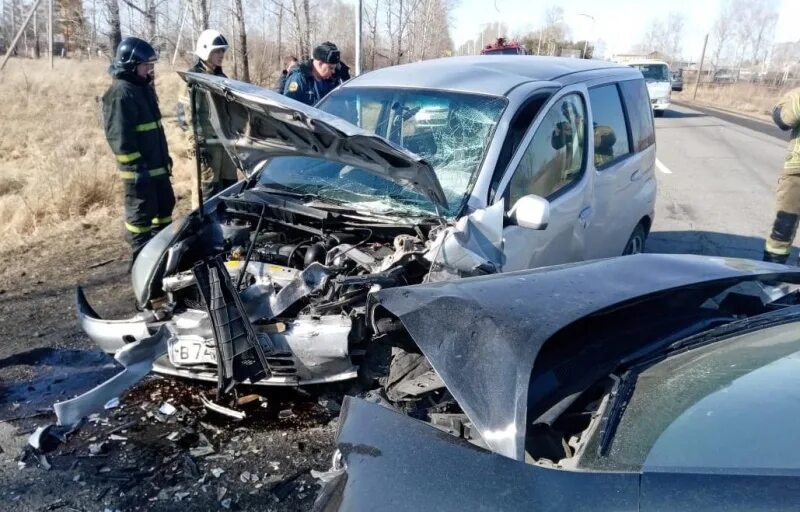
(1, 0, 45, 71)
(692, 33, 709, 101)
(355, 0, 362, 75)
(48, 0, 53, 68)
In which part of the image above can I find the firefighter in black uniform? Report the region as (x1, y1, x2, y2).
(102, 37, 175, 262)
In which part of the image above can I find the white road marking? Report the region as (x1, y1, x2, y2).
(656, 158, 672, 174)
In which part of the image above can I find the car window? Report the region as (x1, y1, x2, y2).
(619, 79, 655, 152)
(507, 93, 586, 207)
(578, 321, 800, 472)
(588, 84, 631, 169)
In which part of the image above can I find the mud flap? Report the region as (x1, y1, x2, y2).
(193, 257, 273, 396)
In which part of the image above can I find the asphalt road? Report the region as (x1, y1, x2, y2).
(648, 102, 793, 261)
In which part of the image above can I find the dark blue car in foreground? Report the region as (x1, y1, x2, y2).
(315, 254, 800, 511)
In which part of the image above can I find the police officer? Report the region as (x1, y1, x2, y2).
(177, 29, 239, 206)
(764, 87, 800, 264)
(102, 37, 174, 262)
(282, 42, 341, 105)
(319, 41, 350, 85)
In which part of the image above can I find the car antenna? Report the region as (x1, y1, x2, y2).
(190, 83, 205, 221)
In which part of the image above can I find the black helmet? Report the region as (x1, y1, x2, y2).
(114, 37, 158, 71)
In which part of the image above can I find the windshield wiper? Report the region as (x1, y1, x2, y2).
(598, 371, 637, 456)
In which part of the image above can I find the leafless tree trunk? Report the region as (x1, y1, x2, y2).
(192, 0, 208, 31)
(232, 0, 249, 81)
(105, 0, 121, 52)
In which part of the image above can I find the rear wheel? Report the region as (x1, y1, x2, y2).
(623, 223, 647, 255)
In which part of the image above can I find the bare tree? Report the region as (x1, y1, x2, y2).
(191, 0, 208, 31)
(710, 0, 734, 67)
(230, 0, 249, 81)
(105, 0, 122, 52)
(665, 13, 685, 63)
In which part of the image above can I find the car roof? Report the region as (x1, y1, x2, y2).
(344, 56, 640, 97)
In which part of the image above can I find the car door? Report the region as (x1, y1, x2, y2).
(495, 85, 593, 271)
(583, 81, 641, 259)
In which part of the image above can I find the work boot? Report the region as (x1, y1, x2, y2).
(763, 250, 789, 265)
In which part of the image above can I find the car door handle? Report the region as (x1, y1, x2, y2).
(630, 169, 642, 182)
(578, 207, 592, 228)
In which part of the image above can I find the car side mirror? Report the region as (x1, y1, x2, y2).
(508, 194, 550, 230)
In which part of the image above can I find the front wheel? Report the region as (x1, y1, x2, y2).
(623, 224, 647, 255)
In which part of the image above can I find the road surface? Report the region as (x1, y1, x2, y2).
(649, 102, 792, 261)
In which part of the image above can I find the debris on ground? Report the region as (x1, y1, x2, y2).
(199, 394, 246, 420)
(158, 403, 177, 416)
(2, 376, 338, 510)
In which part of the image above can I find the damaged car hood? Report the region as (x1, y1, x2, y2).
(372, 254, 800, 461)
(180, 72, 448, 210)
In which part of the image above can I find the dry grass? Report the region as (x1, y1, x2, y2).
(0, 58, 195, 253)
(674, 82, 791, 120)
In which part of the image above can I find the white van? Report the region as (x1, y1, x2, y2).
(624, 60, 671, 116)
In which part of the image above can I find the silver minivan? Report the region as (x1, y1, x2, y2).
(76, 56, 657, 395)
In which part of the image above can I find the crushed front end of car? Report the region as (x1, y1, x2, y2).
(75, 73, 506, 407)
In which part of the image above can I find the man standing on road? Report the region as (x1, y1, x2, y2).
(102, 37, 174, 264)
(177, 29, 239, 206)
(282, 42, 341, 105)
(764, 88, 800, 264)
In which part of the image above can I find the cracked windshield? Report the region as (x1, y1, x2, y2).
(259, 89, 507, 217)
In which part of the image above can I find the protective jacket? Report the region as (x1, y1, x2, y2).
(282, 60, 336, 105)
(773, 88, 800, 172)
(102, 66, 170, 179)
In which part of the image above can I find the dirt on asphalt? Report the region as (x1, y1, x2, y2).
(0, 227, 342, 511)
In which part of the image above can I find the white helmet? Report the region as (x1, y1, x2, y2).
(195, 29, 229, 61)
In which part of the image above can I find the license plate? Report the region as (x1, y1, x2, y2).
(169, 337, 218, 366)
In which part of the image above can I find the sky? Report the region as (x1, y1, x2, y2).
(450, 0, 800, 61)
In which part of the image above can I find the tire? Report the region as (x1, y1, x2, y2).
(654, 110, 665, 118)
(623, 223, 647, 255)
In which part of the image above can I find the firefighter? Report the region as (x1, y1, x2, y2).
(764, 87, 800, 264)
(177, 29, 239, 207)
(102, 37, 174, 263)
(282, 42, 341, 105)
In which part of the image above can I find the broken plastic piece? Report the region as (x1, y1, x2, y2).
(199, 394, 246, 420)
(158, 403, 177, 416)
(53, 326, 173, 428)
(104, 397, 120, 410)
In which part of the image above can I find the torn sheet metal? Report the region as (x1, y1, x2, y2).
(53, 325, 173, 428)
(312, 397, 640, 512)
(239, 262, 336, 321)
(372, 254, 800, 461)
(425, 201, 506, 274)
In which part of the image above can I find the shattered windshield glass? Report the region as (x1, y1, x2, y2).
(258, 88, 507, 217)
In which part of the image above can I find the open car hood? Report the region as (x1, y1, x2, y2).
(179, 72, 448, 210)
(372, 254, 800, 461)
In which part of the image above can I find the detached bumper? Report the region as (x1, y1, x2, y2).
(76, 287, 152, 353)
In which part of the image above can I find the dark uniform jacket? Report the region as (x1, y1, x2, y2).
(102, 66, 170, 178)
(282, 60, 337, 106)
